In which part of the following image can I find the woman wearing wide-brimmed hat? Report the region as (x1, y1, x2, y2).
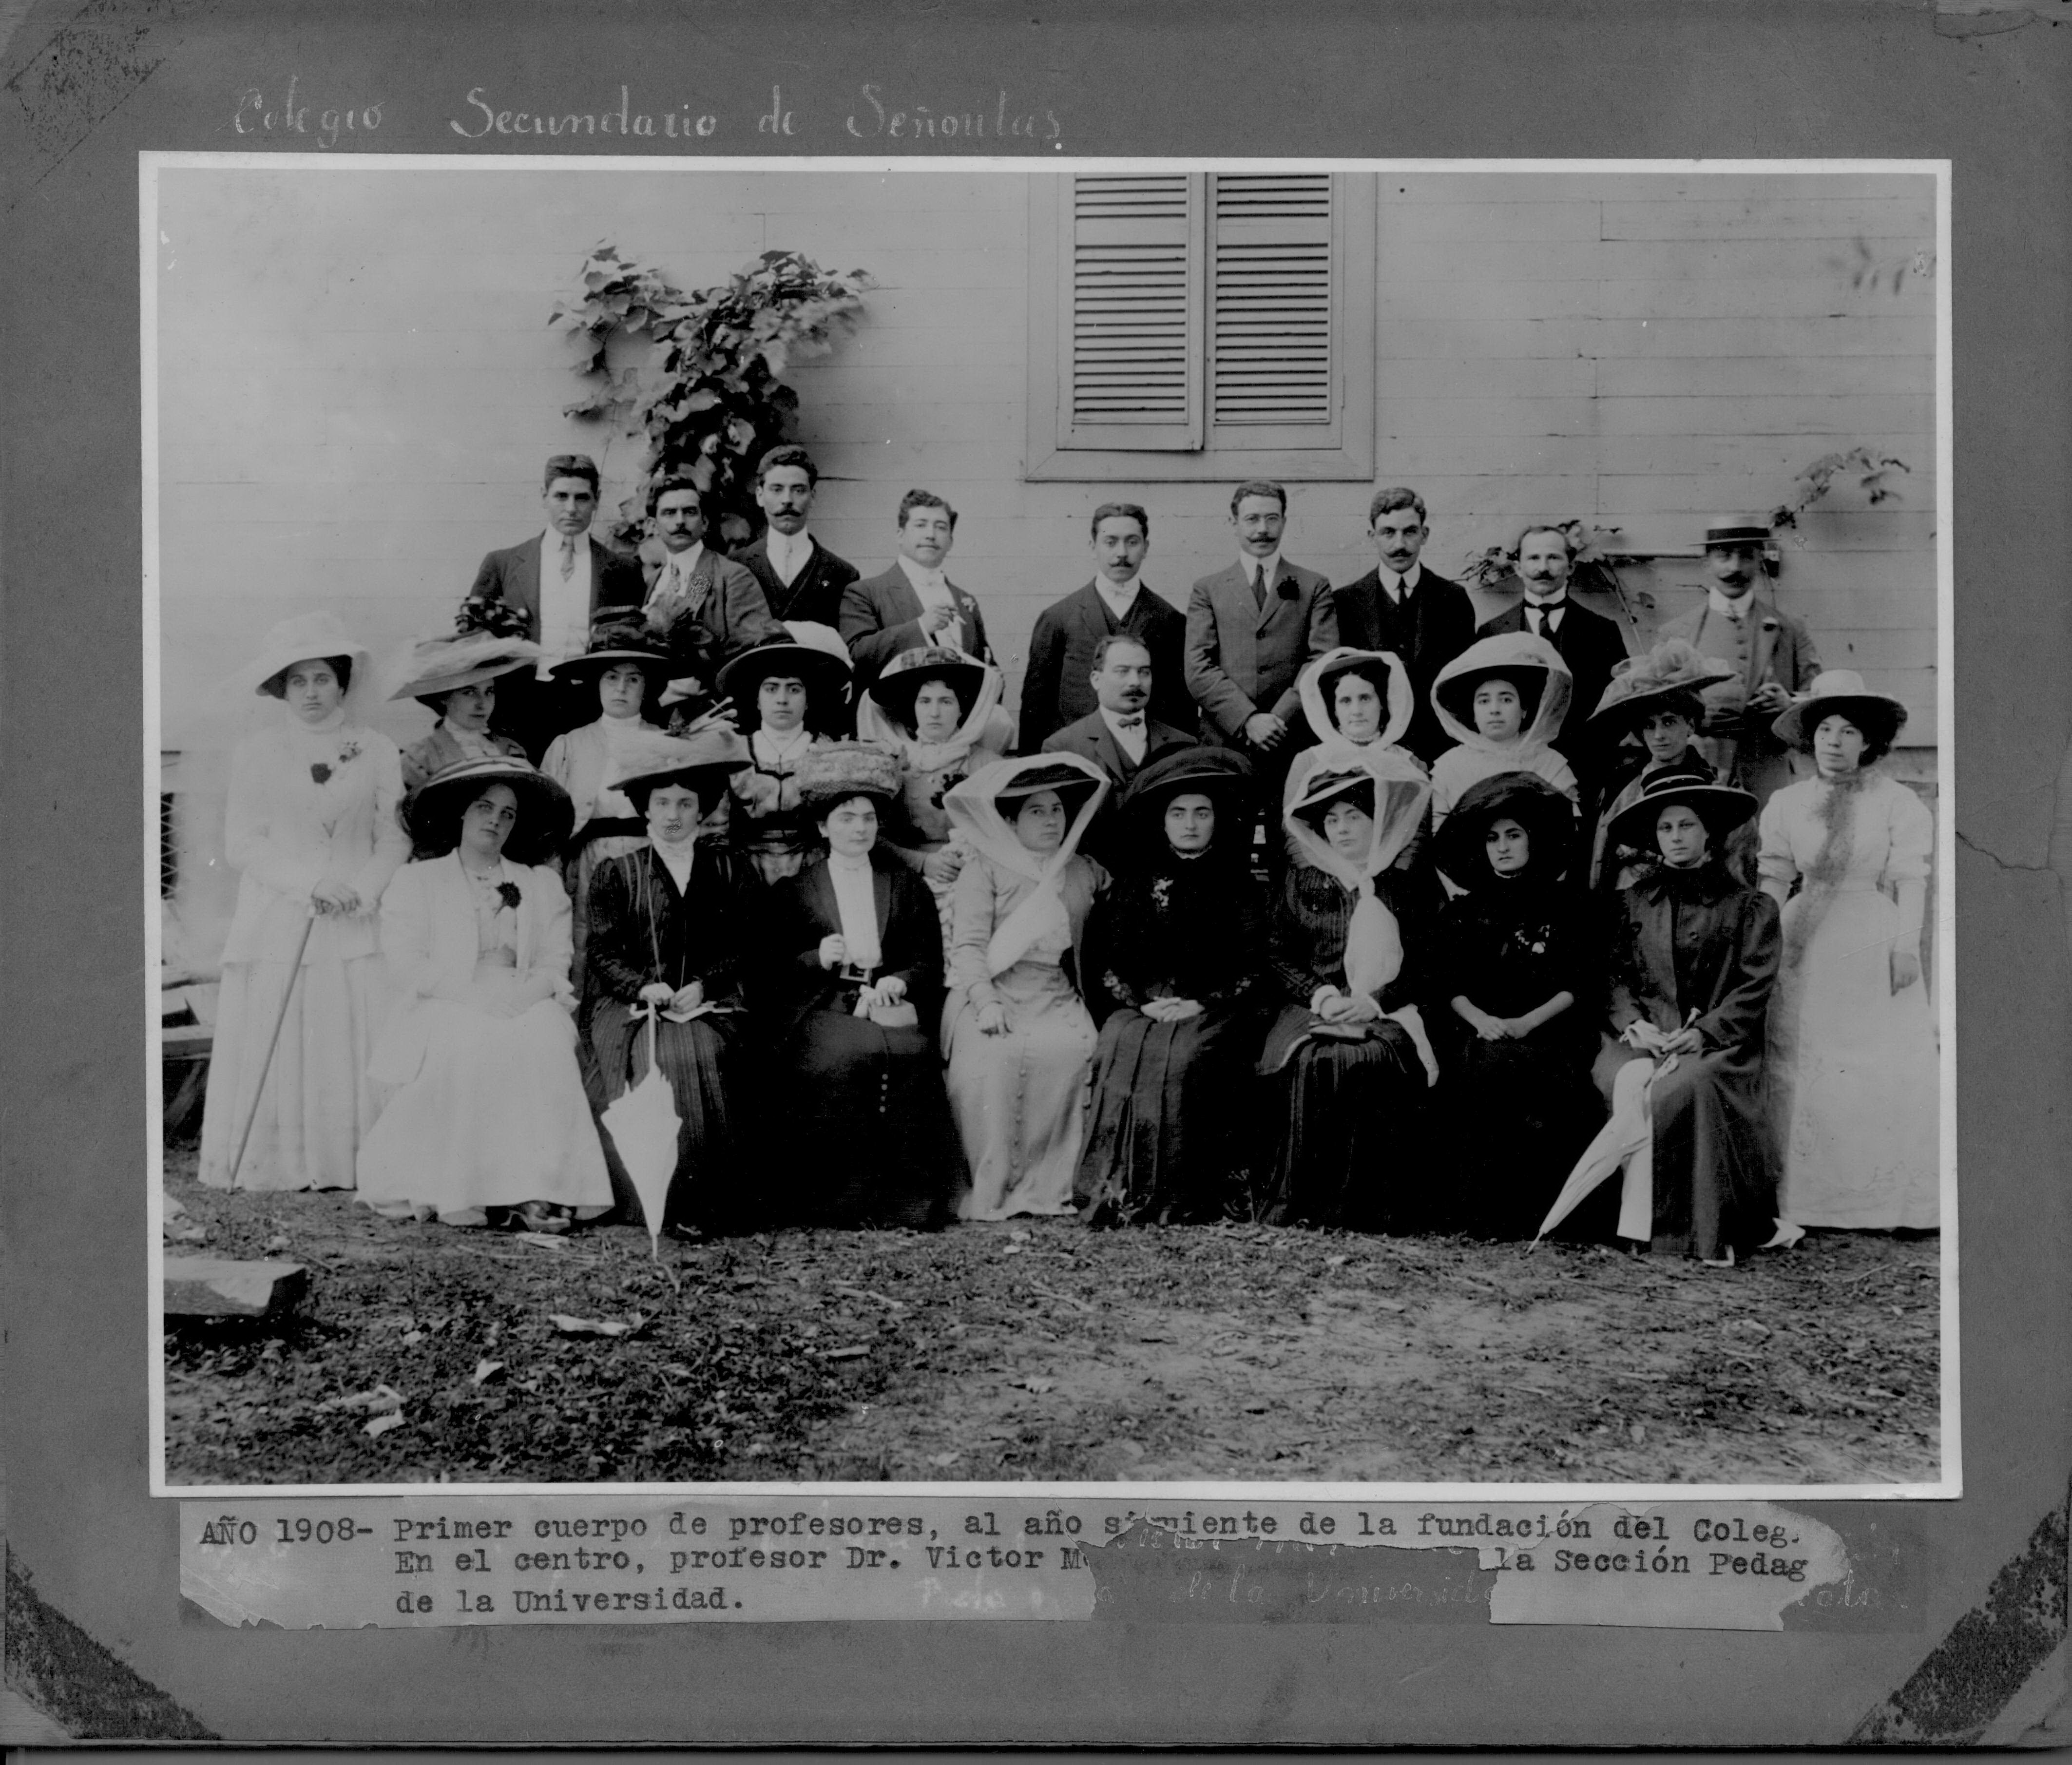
(385, 627, 540, 804)
(1074, 747, 1267, 1227)
(197, 613, 409, 1193)
(715, 623, 854, 885)
(940, 753, 1112, 1220)
(856, 644, 1013, 937)
(1256, 744, 1441, 1229)
(1431, 772, 1601, 1238)
(580, 728, 758, 1235)
(1282, 645, 1436, 884)
(763, 743, 967, 1228)
(540, 616, 674, 984)
(356, 756, 611, 1234)
(1427, 631, 1579, 831)
(1758, 671, 1938, 1232)
(1585, 638, 1733, 890)
(1592, 771, 1782, 1264)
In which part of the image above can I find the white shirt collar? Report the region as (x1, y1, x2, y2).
(826, 851, 882, 968)
(1707, 585, 1756, 621)
(1100, 705, 1149, 757)
(652, 835, 696, 890)
(1241, 550, 1282, 587)
(1093, 574, 1141, 618)
(1379, 561, 1424, 599)
(828, 849, 874, 876)
(897, 553, 952, 595)
(766, 528, 814, 583)
(658, 540, 706, 579)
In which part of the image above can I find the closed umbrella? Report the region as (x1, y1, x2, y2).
(1534, 1054, 1661, 1246)
(598, 1006, 681, 1275)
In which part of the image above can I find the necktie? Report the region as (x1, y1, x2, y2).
(1252, 563, 1271, 611)
(1529, 598, 1566, 637)
(558, 535, 577, 581)
(1114, 713, 1144, 730)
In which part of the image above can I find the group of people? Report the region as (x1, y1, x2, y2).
(191, 448, 1940, 1263)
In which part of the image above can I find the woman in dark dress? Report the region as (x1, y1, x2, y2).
(581, 727, 758, 1236)
(1075, 747, 1266, 1227)
(764, 743, 966, 1228)
(1591, 772, 1783, 1264)
(1257, 746, 1442, 1229)
(1432, 771, 1602, 1238)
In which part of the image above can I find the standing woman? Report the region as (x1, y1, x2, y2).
(1432, 772, 1601, 1238)
(1257, 745, 1441, 1228)
(715, 624, 854, 885)
(856, 644, 1013, 936)
(1759, 672, 1939, 1231)
(1075, 748, 1266, 1227)
(582, 729, 758, 1236)
(358, 758, 612, 1233)
(1594, 773, 1782, 1264)
(198, 614, 408, 1193)
(764, 743, 967, 1228)
(540, 618, 673, 984)
(941, 754, 1112, 1221)
(386, 627, 539, 805)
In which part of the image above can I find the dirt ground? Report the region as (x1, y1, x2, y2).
(162, 1146, 1941, 1488)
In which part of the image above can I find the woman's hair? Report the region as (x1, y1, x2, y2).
(621, 770, 709, 819)
(810, 790, 888, 825)
(902, 674, 973, 727)
(1326, 659, 1393, 728)
(418, 783, 519, 859)
(260, 653, 354, 700)
(1797, 703, 1899, 766)
(1470, 670, 1541, 728)
(1293, 777, 1376, 829)
(1642, 688, 1706, 729)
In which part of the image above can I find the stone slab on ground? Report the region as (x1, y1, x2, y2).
(163, 1256, 308, 1320)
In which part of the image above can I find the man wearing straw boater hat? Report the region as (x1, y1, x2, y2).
(1657, 516, 1823, 808)
(460, 454, 649, 760)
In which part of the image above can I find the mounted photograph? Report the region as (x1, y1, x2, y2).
(147, 155, 1953, 1497)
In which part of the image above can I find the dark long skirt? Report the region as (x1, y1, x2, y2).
(583, 1001, 745, 1233)
(1074, 1005, 1256, 1226)
(1256, 1007, 1427, 1229)
(784, 1008, 965, 1228)
(1591, 1038, 1777, 1260)
(1438, 1036, 1601, 1239)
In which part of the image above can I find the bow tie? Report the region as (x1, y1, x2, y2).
(1113, 713, 1145, 730)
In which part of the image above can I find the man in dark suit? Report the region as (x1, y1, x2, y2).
(838, 488, 993, 697)
(1040, 634, 1194, 866)
(638, 473, 783, 714)
(461, 452, 647, 758)
(1332, 486, 1477, 766)
(730, 445, 861, 628)
(1474, 522, 1632, 786)
(1017, 501, 1190, 754)
(1183, 479, 1338, 802)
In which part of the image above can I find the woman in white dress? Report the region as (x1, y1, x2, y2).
(197, 614, 408, 1193)
(940, 753, 1112, 1221)
(358, 756, 612, 1232)
(1760, 671, 1939, 1231)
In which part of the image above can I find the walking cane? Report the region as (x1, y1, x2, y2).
(225, 907, 319, 1187)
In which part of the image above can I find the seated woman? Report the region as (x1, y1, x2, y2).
(1257, 745, 1441, 1229)
(764, 743, 967, 1228)
(941, 753, 1112, 1221)
(714, 624, 854, 885)
(1075, 747, 1266, 1227)
(581, 728, 758, 1237)
(541, 619, 673, 984)
(387, 626, 539, 805)
(1432, 772, 1602, 1238)
(1427, 632, 1579, 831)
(856, 644, 1012, 938)
(1585, 639, 1730, 890)
(1592, 772, 1782, 1265)
(1760, 671, 1939, 1233)
(358, 756, 611, 1233)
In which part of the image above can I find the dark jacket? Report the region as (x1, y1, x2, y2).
(765, 849, 945, 1040)
(465, 534, 647, 634)
(1476, 597, 1631, 772)
(1087, 850, 1265, 1017)
(1605, 863, 1780, 1056)
(838, 565, 992, 695)
(733, 533, 862, 630)
(1039, 710, 1196, 870)
(1332, 566, 1478, 765)
(580, 843, 761, 1021)
(1018, 581, 1190, 754)
(641, 547, 785, 696)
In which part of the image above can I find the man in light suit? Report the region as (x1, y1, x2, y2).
(1183, 479, 1338, 802)
(1332, 486, 1478, 766)
(1040, 634, 1194, 867)
(1017, 502, 1190, 754)
(730, 445, 861, 629)
(838, 488, 993, 699)
(639, 473, 784, 716)
(1657, 517, 1822, 807)
(462, 453, 648, 759)
(1474, 522, 1631, 787)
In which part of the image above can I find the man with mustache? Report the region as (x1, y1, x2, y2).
(1039, 634, 1193, 866)
(731, 445, 860, 629)
(839, 488, 993, 699)
(1331, 485, 1477, 766)
(639, 473, 785, 721)
(1657, 518, 1823, 805)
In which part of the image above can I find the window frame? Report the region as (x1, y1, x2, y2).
(1024, 171, 1377, 483)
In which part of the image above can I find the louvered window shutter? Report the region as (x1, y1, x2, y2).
(1208, 173, 1340, 446)
(1056, 173, 1204, 451)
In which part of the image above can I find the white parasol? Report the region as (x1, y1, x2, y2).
(1534, 1055, 1662, 1246)
(598, 1005, 681, 1278)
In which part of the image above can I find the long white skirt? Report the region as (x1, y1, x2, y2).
(1771, 885, 1940, 1230)
(356, 998, 613, 1225)
(198, 952, 389, 1192)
